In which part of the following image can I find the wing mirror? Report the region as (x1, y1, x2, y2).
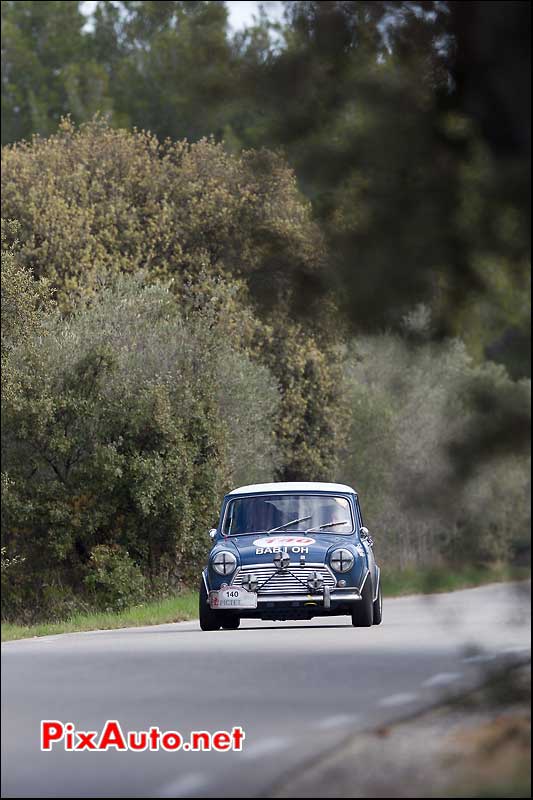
(209, 528, 217, 540)
(359, 526, 374, 547)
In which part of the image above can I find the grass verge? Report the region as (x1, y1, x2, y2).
(2, 564, 529, 642)
(1, 592, 198, 642)
(382, 563, 530, 597)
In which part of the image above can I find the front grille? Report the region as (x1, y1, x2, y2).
(231, 563, 336, 595)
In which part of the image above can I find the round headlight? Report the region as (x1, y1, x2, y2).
(211, 550, 237, 576)
(330, 548, 354, 573)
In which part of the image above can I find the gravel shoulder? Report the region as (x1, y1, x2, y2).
(270, 665, 531, 799)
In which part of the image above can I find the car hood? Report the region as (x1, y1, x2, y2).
(221, 532, 356, 564)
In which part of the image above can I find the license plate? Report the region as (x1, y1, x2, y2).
(210, 587, 257, 609)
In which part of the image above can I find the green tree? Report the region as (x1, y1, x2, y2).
(1, 118, 340, 480)
(1, 1, 113, 144)
(92, 0, 236, 142)
(1, 221, 53, 355)
(1, 0, 279, 147)
(1, 118, 323, 310)
(232, 1, 530, 378)
(339, 322, 531, 569)
(1, 277, 280, 621)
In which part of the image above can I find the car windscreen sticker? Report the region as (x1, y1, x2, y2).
(253, 535, 316, 554)
(253, 536, 316, 547)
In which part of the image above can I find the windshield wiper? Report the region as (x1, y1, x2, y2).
(305, 520, 350, 532)
(267, 516, 312, 534)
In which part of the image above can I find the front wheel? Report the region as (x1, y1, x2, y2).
(351, 576, 373, 627)
(199, 579, 220, 631)
(221, 615, 240, 630)
(372, 581, 383, 625)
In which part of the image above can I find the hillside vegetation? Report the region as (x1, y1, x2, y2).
(1, 121, 529, 623)
(1, 1, 530, 624)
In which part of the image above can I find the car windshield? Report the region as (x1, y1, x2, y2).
(222, 494, 354, 537)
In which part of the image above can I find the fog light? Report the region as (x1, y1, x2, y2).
(242, 574, 258, 592)
(274, 551, 290, 571)
(308, 572, 324, 592)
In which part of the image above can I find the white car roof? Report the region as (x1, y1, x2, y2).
(227, 481, 356, 496)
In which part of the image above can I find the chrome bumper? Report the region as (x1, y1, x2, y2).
(256, 588, 361, 605)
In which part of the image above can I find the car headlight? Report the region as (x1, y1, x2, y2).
(330, 548, 354, 573)
(211, 550, 237, 576)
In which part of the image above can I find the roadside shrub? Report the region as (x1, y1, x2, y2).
(1, 277, 280, 621)
(1, 118, 323, 311)
(84, 545, 146, 612)
(257, 320, 345, 480)
(1, 117, 340, 483)
(0, 544, 26, 614)
(1, 221, 54, 402)
(339, 323, 531, 569)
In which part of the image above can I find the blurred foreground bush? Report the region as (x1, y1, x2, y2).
(339, 310, 531, 569)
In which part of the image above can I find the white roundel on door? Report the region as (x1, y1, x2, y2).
(253, 536, 316, 547)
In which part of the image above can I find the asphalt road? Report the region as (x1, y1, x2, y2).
(1, 582, 530, 799)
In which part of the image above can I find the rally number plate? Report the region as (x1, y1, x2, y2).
(210, 587, 258, 609)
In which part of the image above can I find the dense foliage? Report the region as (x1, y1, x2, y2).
(1, 119, 323, 311)
(339, 315, 531, 569)
(1, 1, 530, 622)
(0, 122, 344, 620)
(1, 119, 342, 484)
(2, 1, 530, 377)
(1, 275, 280, 620)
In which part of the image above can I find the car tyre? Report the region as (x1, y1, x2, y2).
(372, 580, 383, 625)
(221, 615, 240, 630)
(199, 579, 221, 631)
(351, 575, 374, 627)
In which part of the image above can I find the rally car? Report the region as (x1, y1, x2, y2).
(199, 482, 382, 630)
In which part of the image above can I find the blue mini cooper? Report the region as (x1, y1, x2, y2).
(199, 482, 382, 630)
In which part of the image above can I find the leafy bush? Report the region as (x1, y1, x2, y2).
(2, 118, 528, 624)
(1, 118, 341, 482)
(1, 118, 323, 313)
(258, 320, 345, 481)
(84, 545, 146, 612)
(339, 319, 531, 569)
(1, 220, 54, 359)
(1, 277, 280, 621)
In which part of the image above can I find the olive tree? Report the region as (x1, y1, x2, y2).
(1, 277, 279, 621)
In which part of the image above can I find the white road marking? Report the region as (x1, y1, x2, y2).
(378, 692, 418, 707)
(462, 653, 497, 664)
(422, 672, 461, 688)
(501, 646, 531, 656)
(158, 772, 209, 798)
(27, 636, 63, 643)
(462, 646, 531, 665)
(316, 713, 359, 730)
(2, 636, 62, 646)
(242, 736, 290, 759)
